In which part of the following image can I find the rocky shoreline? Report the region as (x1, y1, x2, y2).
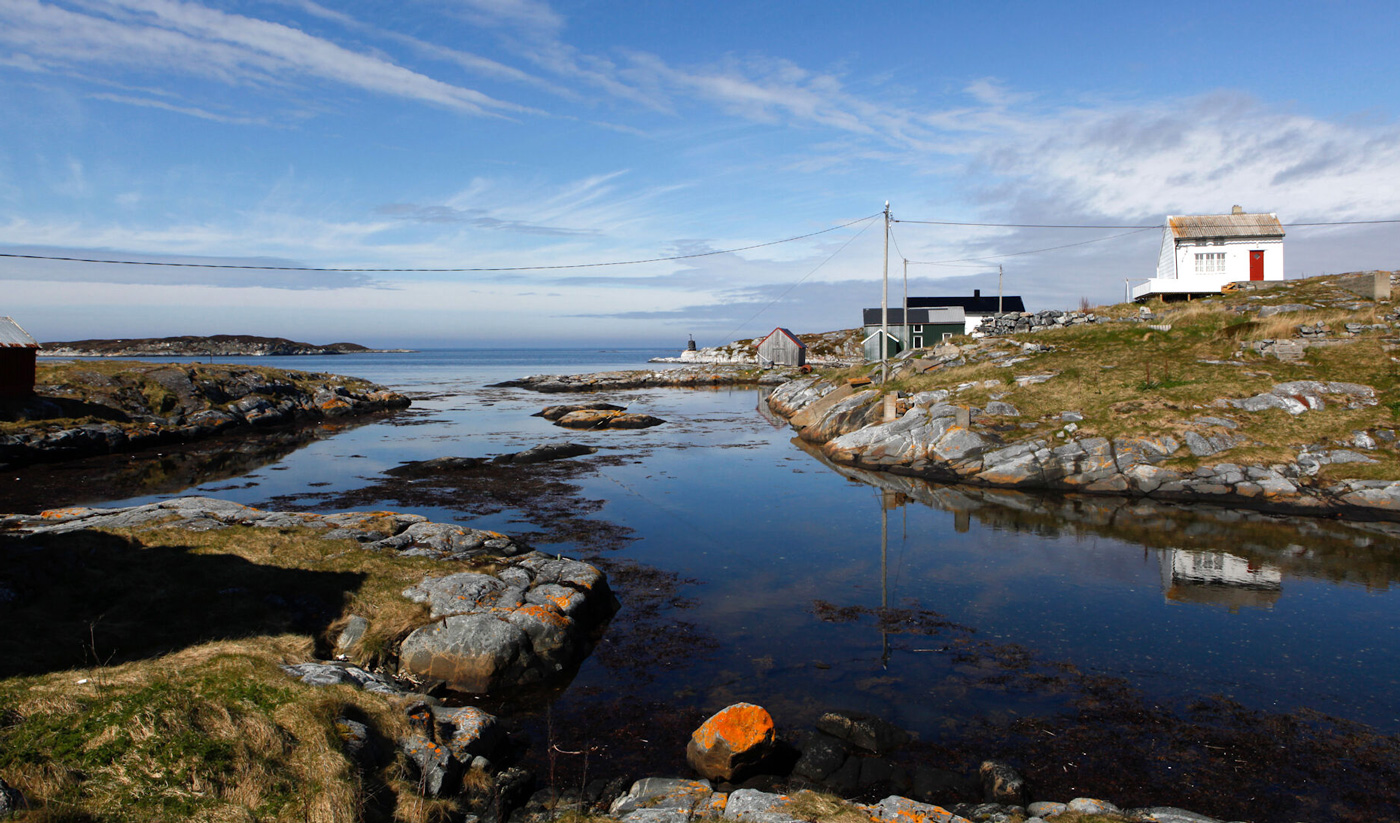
(491, 366, 793, 393)
(0, 499, 1257, 823)
(764, 374, 1400, 521)
(39, 333, 410, 357)
(0, 361, 410, 467)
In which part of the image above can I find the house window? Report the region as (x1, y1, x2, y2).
(912, 336, 923, 348)
(911, 325, 923, 333)
(942, 332, 953, 341)
(1195, 252, 1226, 274)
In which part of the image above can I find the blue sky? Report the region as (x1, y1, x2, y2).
(3, 1, 1400, 348)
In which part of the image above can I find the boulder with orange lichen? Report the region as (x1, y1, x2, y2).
(686, 703, 778, 782)
(397, 551, 615, 694)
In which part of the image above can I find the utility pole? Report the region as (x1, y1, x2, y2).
(902, 258, 908, 351)
(998, 265, 1004, 314)
(880, 202, 890, 383)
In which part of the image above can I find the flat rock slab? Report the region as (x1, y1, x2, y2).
(535, 403, 626, 421)
(554, 410, 666, 430)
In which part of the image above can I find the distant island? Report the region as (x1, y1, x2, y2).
(39, 334, 413, 357)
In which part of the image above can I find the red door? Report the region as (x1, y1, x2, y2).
(1249, 250, 1264, 280)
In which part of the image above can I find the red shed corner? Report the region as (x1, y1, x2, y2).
(0, 317, 40, 399)
(757, 327, 806, 367)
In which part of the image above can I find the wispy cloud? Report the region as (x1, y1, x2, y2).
(0, 0, 534, 117)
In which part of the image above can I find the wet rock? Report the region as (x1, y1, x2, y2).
(534, 403, 626, 421)
(554, 410, 666, 430)
(790, 731, 848, 781)
(912, 765, 976, 805)
(495, 442, 597, 464)
(977, 760, 1026, 805)
(686, 703, 777, 782)
(814, 710, 910, 754)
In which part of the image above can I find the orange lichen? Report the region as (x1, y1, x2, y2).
(692, 703, 774, 750)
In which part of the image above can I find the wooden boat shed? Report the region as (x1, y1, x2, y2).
(0, 317, 40, 399)
(757, 328, 806, 367)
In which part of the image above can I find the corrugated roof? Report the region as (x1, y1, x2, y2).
(1168, 213, 1284, 239)
(0, 317, 39, 348)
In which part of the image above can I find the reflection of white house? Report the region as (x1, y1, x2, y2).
(1159, 549, 1282, 611)
(1132, 207, 1285, 302)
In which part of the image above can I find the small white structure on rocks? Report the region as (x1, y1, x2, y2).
(1133, 206, 1285, 301)
(756, 328, 806, 367)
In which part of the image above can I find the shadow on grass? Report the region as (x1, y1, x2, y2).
(0, 529, 364, 677)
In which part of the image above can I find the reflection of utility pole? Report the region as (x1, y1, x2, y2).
(880, 496, 890, 669)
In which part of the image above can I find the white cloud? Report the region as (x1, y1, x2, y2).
(0, 0, 533, 117)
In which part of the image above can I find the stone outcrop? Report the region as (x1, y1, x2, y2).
(0, 363, 409, 467)
(492, 368, 776, 393)
(554, 409, 666, 430)
(397, 553, 615, 693)
(768, 376, 1400, 520)
(39, 334, 398, 357)
(4, 497, 614, 696)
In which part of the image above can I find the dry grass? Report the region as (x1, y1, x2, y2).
(780, 790, 877, 823)
(0, 524, 481, 821)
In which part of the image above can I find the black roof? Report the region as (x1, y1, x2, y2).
(906, 293, 1025, 313)
(860, 307, 965, 326)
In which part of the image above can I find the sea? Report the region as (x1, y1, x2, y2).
(13, 348, 1400, 809)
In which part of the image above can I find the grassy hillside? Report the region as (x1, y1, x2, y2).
(823, 272, 1400, 484)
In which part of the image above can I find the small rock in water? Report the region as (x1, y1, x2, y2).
(978, 760, 1026, 805)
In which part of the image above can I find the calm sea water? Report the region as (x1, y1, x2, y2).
(23, 349, 1400, 746)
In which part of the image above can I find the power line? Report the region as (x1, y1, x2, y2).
(712, 214, 879, 346)
(0, 213, 881, 273)
(894, 216, 1400, 229)
(891, 223, 1157, 267)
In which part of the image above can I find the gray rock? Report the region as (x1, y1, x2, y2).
(791, 732, 848, 781)
(1067, 797, 1121, 815)
(815, 710, 910, 754)
(1183, 430, 1246, 457)
(724, 789, 803, 823)
(1191, 415, 1238, 430)
(335, 615, 370, 656)
(610, 778, 717, 816)
(1128, 808, 1227, 823)
(404, 573, 509, 619)
(400, 734, 462, 797)
(433, 706, 504, 764)
(1025, 801, 1065, 818)
(399, 613, 532, 694)
(0, 777, 23, 818)
(1257, 303, 1314, 317)
(983, 401, 1020, 417)
(335, 717, 380, 770)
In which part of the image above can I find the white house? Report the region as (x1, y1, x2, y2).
(1131, 207, 1285, 301)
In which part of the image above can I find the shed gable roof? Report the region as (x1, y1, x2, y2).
(760, 327, 806, 349)
(1168, 213, 1284, 240)
(0, 317, 39, 348)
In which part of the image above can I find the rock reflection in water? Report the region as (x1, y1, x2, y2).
(794, 436, 1400, 595)
(0, 420, 368, 513)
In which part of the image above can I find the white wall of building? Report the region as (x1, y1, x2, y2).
(1172, 236, 1284, 283)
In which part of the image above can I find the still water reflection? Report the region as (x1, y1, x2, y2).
(14, 350, 1400, 745)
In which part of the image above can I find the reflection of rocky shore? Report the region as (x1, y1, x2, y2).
(796, 438, 1400, 592)
(0, 419, 369, 512)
